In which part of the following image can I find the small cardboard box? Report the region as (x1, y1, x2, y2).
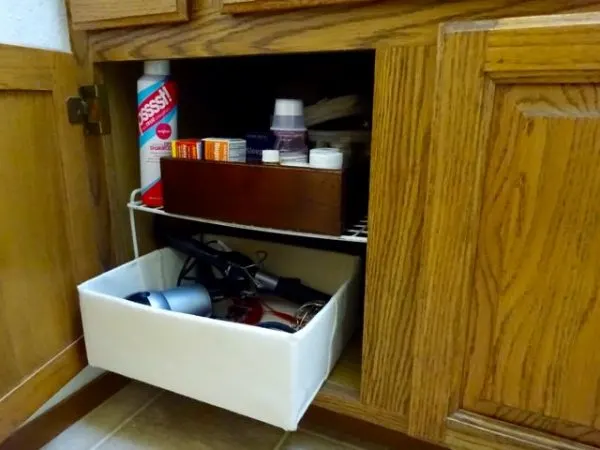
(203, 138, 246, 162)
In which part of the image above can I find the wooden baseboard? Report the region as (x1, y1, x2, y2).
(302, 406, 445, 449)
(0, 371, 129, 450)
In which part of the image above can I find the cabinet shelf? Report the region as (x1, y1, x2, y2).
(128, 188, 367, 258)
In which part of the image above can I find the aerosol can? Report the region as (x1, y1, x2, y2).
(137, 60, 178, 207)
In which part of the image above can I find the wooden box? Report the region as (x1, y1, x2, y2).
(160, 158, 365, 235)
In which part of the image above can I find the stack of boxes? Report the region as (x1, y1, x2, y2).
(171, 139, 202, 159)
(202, 138, 247, 162)
(170, 138, 248, 163)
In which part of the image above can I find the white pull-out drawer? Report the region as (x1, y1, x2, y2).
(78, 237, 360, 430)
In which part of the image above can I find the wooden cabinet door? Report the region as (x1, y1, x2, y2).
(412, 13, 600, 449)
(222, 0, 374, 14)
(361, 44, 437, 428)
(68, 0, 188, 30)
(0, 45, 103, 442)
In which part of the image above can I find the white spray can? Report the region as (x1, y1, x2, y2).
(137, 60, 177, 207)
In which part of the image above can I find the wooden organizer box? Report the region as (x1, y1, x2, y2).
(160, 158, 367, 236)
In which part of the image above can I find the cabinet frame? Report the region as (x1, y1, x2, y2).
(69, 0, 189, 30)
(0, 44, 105, 442)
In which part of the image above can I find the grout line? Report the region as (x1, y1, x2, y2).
(88, 390, 164, 450)
(272, 431, 290, 450)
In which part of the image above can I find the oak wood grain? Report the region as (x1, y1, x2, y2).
(96, 62, 156, 265)
(409, 30, 491, 442)
(449, 10, 600, 32)
(474, 401, 600, 447)
(464, 83, 600, 441)
(362, 45, 436, 418)
(64, 26, 115, 274)
(53, 52, 108, 283)
(314, 390, 409, 432)
(87, 0, 600, 61)
(450, 13, 600, 74)
(0, 45, 54, 90)
(69, 0, 188, 30)
(222, 0, 374, 14)
(447, 429, 531, 450)
(447, 411, 596, 450)
(0, 45, 103, 441)
(415, 12, 600, 448)
(0, 92, 77, 400)
(70, 0, 177, 22)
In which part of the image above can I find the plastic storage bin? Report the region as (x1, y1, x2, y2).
(78, 236, 360, 430)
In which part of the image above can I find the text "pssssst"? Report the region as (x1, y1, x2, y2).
(138, 83, 177, 133)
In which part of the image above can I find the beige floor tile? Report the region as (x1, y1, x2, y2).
(96, 391, 285, 450)
(43, 381, 161, 450)
(280, 431, 359, 450)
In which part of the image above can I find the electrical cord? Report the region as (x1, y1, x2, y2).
(295, 301, 326, 330)
(177, 255, 197, 286)
(257, 322, 295, 333)
(255, 250, 268, 266)
(171, 238, 323, 331)
(261, 301, 296, 323)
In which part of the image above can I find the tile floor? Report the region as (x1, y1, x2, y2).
(43, 382, 387, 450)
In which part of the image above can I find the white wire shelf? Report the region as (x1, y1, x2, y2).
(128, 189, 367, 257)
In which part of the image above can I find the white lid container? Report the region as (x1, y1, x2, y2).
(271, 99, 306, 130)
(262, 149, 280, 164)
(309, 148, 344, 170)
(274, 98, 303, 116)
(144, 60, 170, 76)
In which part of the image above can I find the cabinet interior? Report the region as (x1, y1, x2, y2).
(99, 49, 375, 404)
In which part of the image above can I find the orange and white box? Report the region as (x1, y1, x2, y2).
(171, 139, 202, 159)
(202, 138, 246, 162)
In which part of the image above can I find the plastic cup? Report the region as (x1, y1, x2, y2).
(271, 99, 306, 131)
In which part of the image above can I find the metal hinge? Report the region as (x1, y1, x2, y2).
(66, 84, 110, 135)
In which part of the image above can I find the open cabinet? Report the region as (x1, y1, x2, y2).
(93, 50, 376, 430)
(6, 2, 600, 448)
(93, 44, 431, 433)
(87, 40, 434, 435)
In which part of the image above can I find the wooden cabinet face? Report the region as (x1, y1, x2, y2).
(0, 44, 103, 440)
(222, 0, 374, 14)
(412, 14, 600, 448)
(69, 0, 188, 30)
(465, 83, 600, 431)
(362, 45, 436, 420)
